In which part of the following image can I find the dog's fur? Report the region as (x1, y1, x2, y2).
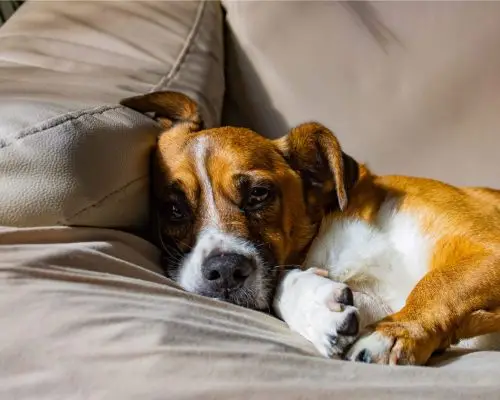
(121, 91, 500, 366)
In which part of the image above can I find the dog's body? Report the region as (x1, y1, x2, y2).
(121, 91, 500, 366)
(274, 170, 500, 363)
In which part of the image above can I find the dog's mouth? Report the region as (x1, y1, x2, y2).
(159, 250, 276, 310)
(200, 287, 261, 308)
(195, 265, 276, 310)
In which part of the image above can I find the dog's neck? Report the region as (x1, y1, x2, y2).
(342, 152, 361, 196)
(290, 157, 365, 269)
(332, 163, 391, 227)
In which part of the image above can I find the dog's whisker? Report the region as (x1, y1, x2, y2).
(271, 264, 302, 272)
(172, 239, 193, 251)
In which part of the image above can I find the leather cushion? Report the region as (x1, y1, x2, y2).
(0, 0, 224, 228)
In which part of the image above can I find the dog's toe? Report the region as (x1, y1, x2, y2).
(336, 287, 354, 306)
(337, 310, 359, 336)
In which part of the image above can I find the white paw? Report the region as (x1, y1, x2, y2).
(273, 268, 361, 358)
(345, 332, 394, 364)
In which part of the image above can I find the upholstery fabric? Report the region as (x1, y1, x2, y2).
(0, 0, 23, 26)
(1, 225, 499, 399)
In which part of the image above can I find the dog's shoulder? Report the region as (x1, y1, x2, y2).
(348, 172, 500, 237)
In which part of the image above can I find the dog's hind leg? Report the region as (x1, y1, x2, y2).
(346, 253, 500, 365)
(454, 307, 500, 340)
(449, 307, 500, 351)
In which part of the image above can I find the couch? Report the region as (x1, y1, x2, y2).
(1, 1, 500, 398)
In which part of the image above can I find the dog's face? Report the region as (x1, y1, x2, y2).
(121, 91, 358, 310)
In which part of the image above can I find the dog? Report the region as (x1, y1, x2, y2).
(121, 91, 500, 366)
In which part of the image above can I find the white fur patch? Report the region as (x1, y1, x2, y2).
(193, 136, 220, 227)
(456, 333, 500, 350)
(304, 200, 433, 316)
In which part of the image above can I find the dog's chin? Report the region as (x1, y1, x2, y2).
(197, 286, 271, 311)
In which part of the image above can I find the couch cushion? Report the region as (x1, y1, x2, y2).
(0, 0, 224, 228)
(222, 1, 500, 188)
(1, 225, 500, 399)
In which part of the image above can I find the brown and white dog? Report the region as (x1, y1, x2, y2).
(121, 91, 500, 366)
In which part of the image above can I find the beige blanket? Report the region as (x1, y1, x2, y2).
(1, 226, 498, 399)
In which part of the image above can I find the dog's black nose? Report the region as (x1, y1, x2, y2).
(201, 253, 253, 291)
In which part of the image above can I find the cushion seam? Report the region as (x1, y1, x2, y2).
(0, 105, 123, 149)
(151, 0, 206, 91)
(58, 174, 148, 224)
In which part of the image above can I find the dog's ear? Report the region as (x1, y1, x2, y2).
(120, 91, 203, 132)
(274, 122, 359, 214)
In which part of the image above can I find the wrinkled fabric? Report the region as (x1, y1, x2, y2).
(0, 226, 499, 400)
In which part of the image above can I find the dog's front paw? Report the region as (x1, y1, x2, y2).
(307, 287, 360, 358)
(274, 268, 360, 358)
(345, 319, 438, 365)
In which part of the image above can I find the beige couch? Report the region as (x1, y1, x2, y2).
(1, 2, 500, 398)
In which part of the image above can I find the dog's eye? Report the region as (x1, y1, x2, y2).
(247, 186, 273, 209)
(170, 204, 184, 220)
(165, 201, 188, 222)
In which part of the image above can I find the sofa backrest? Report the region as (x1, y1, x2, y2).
(222, 1, 500, 188)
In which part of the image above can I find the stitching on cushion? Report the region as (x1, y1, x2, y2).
(151, 0, 206, 91)
(58, 174, 148, 224)
(0, 105, 122, 149)
(0, 105, 153, 226)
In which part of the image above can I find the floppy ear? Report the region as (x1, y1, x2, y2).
(274, 122, 359, 213)
(120, 91, 203, 132)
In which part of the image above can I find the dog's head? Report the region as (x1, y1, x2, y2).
(121, 91, 359, 310)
